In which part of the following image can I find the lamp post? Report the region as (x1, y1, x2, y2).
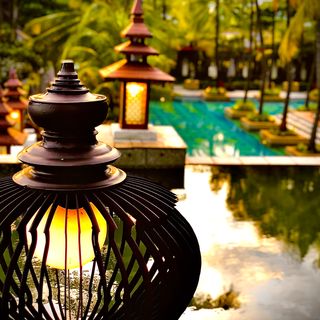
(99, 0, 174, 130)
(0, 61, 201, 319)
(3, 68, 28, 132)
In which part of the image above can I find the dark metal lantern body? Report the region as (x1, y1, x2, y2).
(0, 61, 201, 319)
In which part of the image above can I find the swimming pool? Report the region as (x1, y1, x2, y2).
(149, 99, 304, 157)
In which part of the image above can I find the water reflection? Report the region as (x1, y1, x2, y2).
(217, 166, 320, 263)
(178, 166, 320, 320)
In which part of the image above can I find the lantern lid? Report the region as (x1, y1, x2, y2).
(99, 60, 175, 82)
(121, 0, 152, 38)
(14, 60, 126, 190)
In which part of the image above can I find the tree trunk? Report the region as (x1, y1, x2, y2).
(0, 0, 3, 28)
(162, 0, 166, 20)
(305, 54, 315, 110)
(268, 8, 276, 89)
(243, 0, 254, 103)
(215, 0, 220, 86)
(307, 20, 320, 152)
(280, 63, 292, 131)
(255, 0, 266, 115)
(279, 0, 292, 131)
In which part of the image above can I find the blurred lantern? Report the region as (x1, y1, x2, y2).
(271, 63, 278, 80)
(208, 63, 218, 79)
(99, 0, 175, 129)
(3, 68, 28, 132)
(227, 59, 236, 78)
(0, 98, 27, 154)
(242, 63, 249, 79)
(300, 62, 307, 81)
(0, 60, 201, 319)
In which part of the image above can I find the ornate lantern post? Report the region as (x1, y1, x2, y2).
(3, 68, 28, 132)
(99, 0, 174, 130)
(0, 61, 201, 319)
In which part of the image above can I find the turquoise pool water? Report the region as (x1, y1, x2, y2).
(149, 99, 304, 157)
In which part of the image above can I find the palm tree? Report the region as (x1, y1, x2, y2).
(268, 0, 278, 88)
(279, 0, 294, 132)
(279, 0, 320, 152)
(308, 20, 320, 152)
(24, 1, 129, 88)
(243, 0, 255, 103)
(215, 0, 220, 86)
(255, 0, 267, 115)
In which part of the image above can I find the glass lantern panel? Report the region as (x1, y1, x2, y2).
(125, 82, 147, 125)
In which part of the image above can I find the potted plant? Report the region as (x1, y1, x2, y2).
(240, 112, 278, 131)
(224, 99, 255, 119)
(203, 86, 229, 101)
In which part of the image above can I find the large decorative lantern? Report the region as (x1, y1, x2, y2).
(0, 61, 201, 319)
(3, 68, 28, 132)
(99, 0, 174, 129)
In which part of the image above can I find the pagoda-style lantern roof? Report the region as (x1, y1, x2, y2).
(121, 0, 152, 38)
(99, 0, 175, 84)
(3, 68, 28, 111)
(0, 99, 27, 153)
(115, 41, 159, 56)
(100, 59, 174, 82)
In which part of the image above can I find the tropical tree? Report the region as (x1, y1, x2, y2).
(24, 1, 131, 89)
(279, 0, 320, 151)
(255, 0, 267, 115)
(279, 0, 295, 132)
(242, 0, 255, 103)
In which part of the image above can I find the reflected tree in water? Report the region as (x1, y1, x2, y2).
(211, 166, 320, 262)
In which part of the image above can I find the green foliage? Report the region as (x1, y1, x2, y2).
(296, 142, 320, 153)
(204, 86, 226, 95)
(297, 103, 318, 111)
(264, 87, 281, 96)
(191, 286, 240, 310)
(279, 0, 320, 65)
(309, 88, 319, 101)
(0, 33, 43, 86)
(269, 127, 297, 136)
(247, 113, 273, 122)
(150, 84, 174, 102)
(232, 99, 256, 111)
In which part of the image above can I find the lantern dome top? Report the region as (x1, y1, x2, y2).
(14, 60, 125, 190)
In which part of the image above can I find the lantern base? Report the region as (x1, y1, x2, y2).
(111, 123, 158, 141)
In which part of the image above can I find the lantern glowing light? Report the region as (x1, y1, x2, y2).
(125, 82, 147, 125)
(28, 203, 107, 270)
(9, 110, 20, 120)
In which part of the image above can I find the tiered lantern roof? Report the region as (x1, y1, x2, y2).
(3, 68, 28, 111)
(99, 0, 174, 83)
(0, 99, 27, 153)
